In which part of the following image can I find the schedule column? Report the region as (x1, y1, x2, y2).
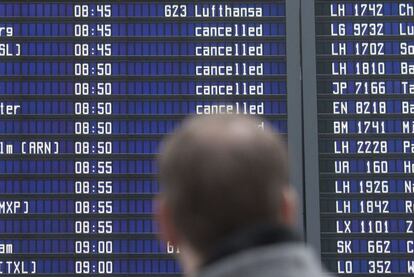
(315, 1, 414, 275)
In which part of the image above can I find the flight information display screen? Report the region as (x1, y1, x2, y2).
(0, 1, 288, 275)
(314, 1, 414, 275)
(3, 0, 414, 276)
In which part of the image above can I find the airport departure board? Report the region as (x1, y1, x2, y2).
(0, 1, 298, 276)
(2, 0, 414, 276)
(311, 1, 414, 275)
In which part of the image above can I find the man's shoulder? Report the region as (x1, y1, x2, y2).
(198, 243, 333, 277)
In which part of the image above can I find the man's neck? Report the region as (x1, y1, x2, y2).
(202, 224, 300, 268)
(179, 225, 300, 276)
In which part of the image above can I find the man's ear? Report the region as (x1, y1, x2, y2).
(156, 195, 179, 246)
(279, 186, 298, 227)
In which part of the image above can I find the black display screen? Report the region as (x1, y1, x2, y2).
(0, 1, 291, 275)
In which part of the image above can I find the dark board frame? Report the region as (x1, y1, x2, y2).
(300, 0, 321, 253)
(286, 0, 305, 235)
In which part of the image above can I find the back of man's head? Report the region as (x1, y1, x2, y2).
(158, 114, 295, 261)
